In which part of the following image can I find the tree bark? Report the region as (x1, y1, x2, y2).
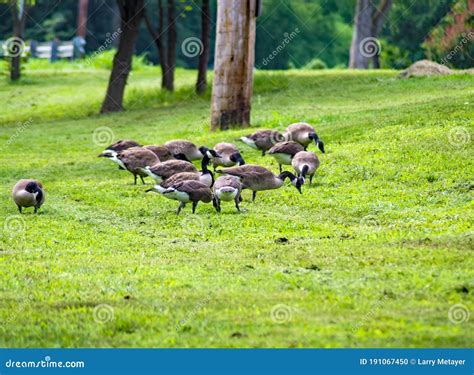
(372, 0, 393, 69)
(77, 0, 89, 38)
(144, 0, 170, 89)
(100, 0, 144, 113)
(164, 0, 176, 91)
(349, 0, 373, 69)
(211, 0, 257, 130)
(196, 0, 211, 95)
(10, 1, 27, 81)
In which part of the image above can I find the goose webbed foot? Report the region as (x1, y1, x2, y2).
(261, 150, 266, 156)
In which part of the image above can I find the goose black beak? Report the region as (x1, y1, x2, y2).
(145, 188, 153, 193)
(317, 140, 325, 154)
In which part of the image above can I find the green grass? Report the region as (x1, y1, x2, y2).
(0, 63, 473, 348)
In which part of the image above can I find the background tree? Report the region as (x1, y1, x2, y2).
(144, 0, 169, 89)
(196, 0, 211, 95)
(349, 0, 393, 69)
(211, 0, 257, 129)
(101, 0, 144, 113)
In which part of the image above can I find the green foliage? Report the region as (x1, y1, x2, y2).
(303, 58, 328, 70)
(379, 40, 412, 69)
(0, 65, 473, 347)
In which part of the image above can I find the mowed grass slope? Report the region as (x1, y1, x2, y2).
(0, 65, 473, 348)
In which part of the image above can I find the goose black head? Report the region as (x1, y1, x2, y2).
(230, 152, 246, 166)
(174, 153, 191, 162)
(25, 181, 40, 194)
(309, 132, 325, 153)
(199, 146, 220, 159)
(278, 171, 303, 194)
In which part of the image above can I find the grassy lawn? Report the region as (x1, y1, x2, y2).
(0, 64, 472, 348)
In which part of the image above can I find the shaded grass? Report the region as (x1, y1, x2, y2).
(0, 65, 473, 347)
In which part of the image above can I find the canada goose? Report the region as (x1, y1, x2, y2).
(212, 176, 242, 212)
(292, 151, 320, 185)
(107, 147, 159, 185)
(165, 140, 212, 161)
(141, 160, 198, 183)
(268, 141, 304, 173)
(218, 165, 303, 202)
(284, 122, 325, 153)
(144, 153, 215, 194)
(144, 145, 175, 161)
(12, 179, 45, 213)
(237, 130, 285, 156)
(148, 180, 212, 215)
(212, 142, 245, 170)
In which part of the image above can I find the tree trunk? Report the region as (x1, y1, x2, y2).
(164, 0, 176, 91)
(196, 0, 211, 95)
(372, 0, 393, 69)
(211, 0, 257, 130)
(77, 0, 89, 38)
(10, 3, 27, 81)
(144, 0, 170, 89)
(349, 0, 373, 69)
(100, 0, 144, 114)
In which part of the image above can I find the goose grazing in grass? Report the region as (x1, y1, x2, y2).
(12, 179, 45, 213)
(144, 145, 175, 162)
(148, 180, 212, 215)
(144, 152, 216, 194)
(268, 141, 304, 173)
(98, 139, 142, 168)
(284, 122, 325, 153)
(109, 147, 159, 185)
(219, 165, 303, 202)
(141, 160, 198, 184)
(237, 130, 285, 156)
(292, 151, 320, 185)
(212, 176, 242, 213)
(212, 142, 246, 170)
(165, 140, 213, 161)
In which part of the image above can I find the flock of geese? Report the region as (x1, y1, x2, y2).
(12, 122, 325, 215)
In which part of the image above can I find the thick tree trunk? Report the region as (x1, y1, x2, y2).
(164, 0, 176, 91)
(211, 0, 257, 130)
(372, 0, 393, 69)
(349, 0, 373, 69)
(196, 0, 211, 95)
(10, 4, 27, 81)
(100, 0, 144, 113)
